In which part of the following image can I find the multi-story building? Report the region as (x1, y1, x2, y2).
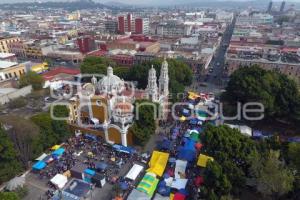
(105, 20, 118, 34)
(0, 37, 20, 53)
(134, 18, 149, 34)
(0, 61, 25, 81)
(76, 36, 96, 54)
(118, 13, 149, 34)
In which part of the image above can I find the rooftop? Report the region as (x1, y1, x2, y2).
(0, 61, 18, 69)
(0, 53, 15, 59)
(42, 67, 80, 81)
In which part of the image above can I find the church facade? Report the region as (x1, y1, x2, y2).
(69, 59, 169, 147)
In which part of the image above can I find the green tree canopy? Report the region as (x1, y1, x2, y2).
(204, 161, 232, 197)
(201, 124, 256, 195)
(80, 56, 116, 75)
(19, 71, 44, 90)
(0, 127, 22, 184)
(249, 150, 294, 198)
(127, 58, 192, 101)
(129, 99, 158, 146)
(0, 115, 40, 167)
(224, 66, 300, 122)
(0, 192, 20, 200)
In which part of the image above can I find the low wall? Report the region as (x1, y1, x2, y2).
(0, 85, 32, 105)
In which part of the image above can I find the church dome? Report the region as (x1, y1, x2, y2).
(98, 66, 125, 95)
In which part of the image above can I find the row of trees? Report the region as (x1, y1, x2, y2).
(0, 105, 70, 185)
(80, 56, 193, 102)
(201, 124, 299, 199)
(19, 71, 44, 90)
(223, 66, 300, 123)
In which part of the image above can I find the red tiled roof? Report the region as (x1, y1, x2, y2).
(42, 67, 80, 81)
(122, 89, 146, 99)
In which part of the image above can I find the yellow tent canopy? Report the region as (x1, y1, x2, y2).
(179, 116, 186, 122)
(197, 154, 214, 167)
(51, 145, 61, 150)
(188, 91, 200, 100)
(147, 151, 169, 177)
(170, 193, 174, 200)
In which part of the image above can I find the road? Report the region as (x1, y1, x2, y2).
(196, 15, 236, 94)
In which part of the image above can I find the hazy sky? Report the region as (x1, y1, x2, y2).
(1, 0, 300, 5)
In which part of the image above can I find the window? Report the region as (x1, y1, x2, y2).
(14, 72, 17, 77)
(8, 73, 12, 78)
(96, 100, 102, 106)
(19, 70, 22, 75)
(5, 74, 8, 79)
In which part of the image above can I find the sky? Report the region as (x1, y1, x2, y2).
(1, 0, 299, 5)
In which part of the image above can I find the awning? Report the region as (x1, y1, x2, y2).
(171, 179, 188, 190)
(113, 144, 135, 154)
(35, 153, 47, 161)
(125, 164, 144, 181)
(51, 145, 61, 150)
(95, 162, 108, 171)
(174, 160, 187, 179)
(52, 148, 65, 156)
(50, 174, 68, 189)
(127, 189, 151, 200)
(32, 160, 46, 170)
(84, 169, 96, 176)
(147, 151, 170, 177)
(197, 154, 214, 167)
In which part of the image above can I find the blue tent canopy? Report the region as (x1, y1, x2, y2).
(182, 108, 190, 116)
(32, 160, 46, 170)
(52, 148, 65, 156)
(158, 139, 171, 150)
(189, 118, 199, 125)
(95, 162, 108, 170)
(119, 181, 129, 190)
(112, 144, 135, 154)
(84, 168, 96, 176)
(84, 134, 98, 141)
(177, 139, 196, 162)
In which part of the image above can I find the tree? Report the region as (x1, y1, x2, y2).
(31, 112, 71, 150)
(0, 127, 22, 184)
(287, 143, 300, 172)
(0, 115, 40, 167)
(249, 150, 294, 198)
(8, 98, 27, 109)
(129, 100, 158, 146)
(0, 192, 20, 200)
(224, 66, 300, 122)
(204, 161, 232, 197)
(19, 71, 44, 90)
(53, 105, 70, 118)
(80, 56, 116, 75)
(127, 58, 192, 102)
(201, 124, 256, 194)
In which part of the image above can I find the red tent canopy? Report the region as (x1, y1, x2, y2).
(194, 176, 204, 187)
(174, 193, 186, 200)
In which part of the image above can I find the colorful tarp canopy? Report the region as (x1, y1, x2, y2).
(96, 162, 108, 171)
(32, 160, 46, 170)
(177, 139, 196, 162)
(147, 151, 170, 177)
(51, 145, 61, 150)
(127, 189, 151, 200)
(35, 153, 47, 161)
(52, 148, 65, 156)
(179, 116, 186, 122)
(50, 174, 68, 189)
(112, 144, 135, 154)
(84, 169, 95, 176)
(197, 154, 214, 167)
(125, 164, 144, 181)
(137, 173, 159, 198)
(174, 160, 187, 179)
(190, 132, 200, 142)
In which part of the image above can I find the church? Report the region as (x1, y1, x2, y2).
(69, 59, 169, 147)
